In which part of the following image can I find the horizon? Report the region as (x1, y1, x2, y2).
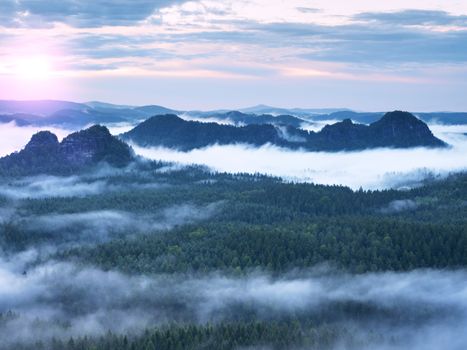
(1, 0, 467, 110)
(0, 98, 466, 114)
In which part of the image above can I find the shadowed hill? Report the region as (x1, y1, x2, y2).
(0, 125, 133, 176)
(122, 111, 447, 151)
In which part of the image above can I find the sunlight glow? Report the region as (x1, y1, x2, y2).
(14, 55, 53, 80)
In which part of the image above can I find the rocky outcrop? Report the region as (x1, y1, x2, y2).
(60, 125, 132, 167)
(368, 111, 445, 148)
(24, 131, 59, 152)
(0, 125, 133, 176)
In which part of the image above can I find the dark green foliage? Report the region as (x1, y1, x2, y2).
(13, 166, 459, 273)
(73, 218, 467, 274)
(13, 321, 357, 350)
(0, 162, 466, 349)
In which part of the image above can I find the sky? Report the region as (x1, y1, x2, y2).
(1, 0, 467, 110)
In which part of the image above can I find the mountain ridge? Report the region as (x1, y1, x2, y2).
(1, 100, 466, 127)
(121, 111, 447, 151)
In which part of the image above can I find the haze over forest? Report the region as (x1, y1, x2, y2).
(1, 1, 467, 349)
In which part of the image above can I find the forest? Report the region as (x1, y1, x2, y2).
(0, 159, 466, 349)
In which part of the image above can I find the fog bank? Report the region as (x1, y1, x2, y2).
(0, 122, 72, 157)
(132, 124, 467, 190)
(0, 259, 465, 349)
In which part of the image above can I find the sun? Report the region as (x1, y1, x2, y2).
(15, 55, 53, 80)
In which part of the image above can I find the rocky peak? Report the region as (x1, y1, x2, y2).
(319, 118, 366, 142)
(60, 125, 132, 166)
(0, 125, 133, 176)
(24, 131, 59, 152)
(369, 111, 446, 147)
(371, 111, 424, 129)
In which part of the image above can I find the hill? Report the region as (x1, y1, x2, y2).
(122, 111, 446, 151)
(0, 125, 133, 175)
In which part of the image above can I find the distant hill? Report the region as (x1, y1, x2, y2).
(0, 100, 153, 128)
(122, 111, 446, 151)
(239, 104, 349, 116)
(416, 112, 467, 125)
(311, 111, 467, 125)
(315, 111, 384, 124)
(134, 105, 180, 116)
(0, 125, 133, 176)
(192, 111, 309, 128)
(0, 114, 32, 126)
(0, 100, 85, 116)
(1, 100, 466, 129)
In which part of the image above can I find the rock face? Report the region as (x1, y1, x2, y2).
(122, 111, 447, 151)
(24, 131, 59, 152)
(317, 119, 368, 149)
(60, 125, 132, 167)
(0, 125, 133, 176)
(368, 111, 445, 148)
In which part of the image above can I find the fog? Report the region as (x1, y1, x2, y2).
(0, 202, 221, 249)
(179, 113, 238, 125)
(380, 199, 418, 214)
(0, 120, 466, 348)
(132, 124, 467, 190)
(2, 120, 467, 190)
(0, 122, 72, 157)
(0, 258, 465, 349)
(0, 175, 109, 199)
(0, 172, 169, 199)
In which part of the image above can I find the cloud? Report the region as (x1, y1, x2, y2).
(0, 260, 466, 348)
(0, 162, 172, 199)
(2, 121, 467, 191)
(131, 124, 467, 190)
(1, 202, 221, 247)
(296, 7, 321, 14)
(0, 175, 109, 199)
(380, 199, 418, 214)
(354, 9, 467, 27)
(2, 0, 467, 87)
(0, 0, 183, 27)
(0, 122, 72, 158)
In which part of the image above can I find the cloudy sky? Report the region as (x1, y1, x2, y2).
(1, 0, 467, 110)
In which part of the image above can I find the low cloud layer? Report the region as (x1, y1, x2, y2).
(1, 202, 221, 249)
(0, 122, 72, 157)
(132, 124, 467, 190)
(0, 170, 170, 199)
(0, 258, 465, 349)
(380, 199, 418, 214)
(2, 122, 467, 191)
(0, 175, 109, 199)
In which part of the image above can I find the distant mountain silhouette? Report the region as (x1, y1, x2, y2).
(122, 111, 446, 151)
(239, 104, 348, 116)
(200, 111, 308, 128)
(0, 114, 32, 126)
(416, 112, 467, 125)
(316, 111, 384, 124)
(1, 100, 466, 128)
(134, 105, 180, 115)
(0, 125, 133, 175)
